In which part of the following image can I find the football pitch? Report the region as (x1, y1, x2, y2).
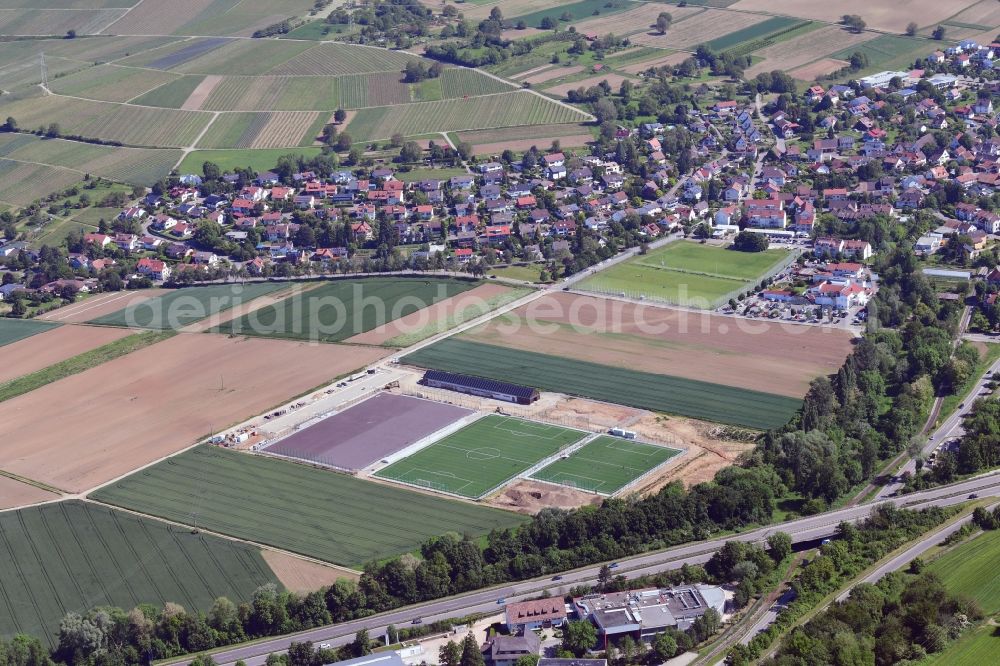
(531, 436, 681, 495)
(374, 415, 587, 498)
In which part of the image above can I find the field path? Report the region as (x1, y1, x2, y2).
(175, 110, 220, 169)
(476, 68, 596, 122)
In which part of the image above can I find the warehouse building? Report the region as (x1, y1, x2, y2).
(420, 370, 539, 404)
(573, 585, 726, 644)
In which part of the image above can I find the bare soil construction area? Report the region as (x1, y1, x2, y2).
(0, 333, 389, 493)
(345, 283, 515, 345)
(0, 325, 135, 384)
(38, 290, 167, 323)
(488, 479, 602, 514)
(261, 550, 358, 592)
(730, 0, 979, 33)
(572, 3, 704, 37)
(788, 58, 851, 81)
(458, 292, 854, 398)
(471, 135, 592, 156)
(0, 476, 58, 510)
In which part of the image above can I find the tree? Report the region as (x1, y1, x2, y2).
(334, 108, 347, 123)
(932, 25, 946, 40)
(202, 161, 221, 181)
(46, 123, 60, 138)
(460, 633, 484, 666)
(65, 29, 76, 39)
(767, 532, 792, 562)
(4, 116, 16, 132)
(905, 21, 918, 36)
(9, 297, 26, 317)
(287, 642, 316, 666)
(439, 640, 462, 666)
(562, 620, 597, 657)
(399, 141, 423, 163)
(593, 98, 617, 124)
(732, 230, 769, 252)
(513, 656, 538, 666)
(597, 564, 612, 590)
(190, 656, 217, 666)
(351, 629, 371, 658)
(336, 133, 353, 152)
(652, 632, 677, 661)
(656, 12, 671, 34)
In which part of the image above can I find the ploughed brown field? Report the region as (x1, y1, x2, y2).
(37, 289, 167, 323)
(459, 292, 854, 398)
(261, 550, 359, 592)
(0, 325, 135, 384)
(0, 333, 389, 493)
(730, 0, 979, 32)
(0, 476, 58, 510)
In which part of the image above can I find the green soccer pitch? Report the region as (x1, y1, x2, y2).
(531, 435, 681, 494)
(373, 414, 587, 498)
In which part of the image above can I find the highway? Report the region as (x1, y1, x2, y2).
(179, 472, 1000, 666)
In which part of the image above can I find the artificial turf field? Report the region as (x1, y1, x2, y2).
(374, 415, 587, 498)
(531, 436, 681, 495)
(578, 241, 792, 309)
(92, 445, 524, 567)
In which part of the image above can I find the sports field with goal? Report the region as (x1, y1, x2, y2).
(373, 414, 586, 498)
(531, 436, 681, 495)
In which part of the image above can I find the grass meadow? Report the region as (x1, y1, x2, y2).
(91, 446, 526, 567)
(89, 283, 289, 329)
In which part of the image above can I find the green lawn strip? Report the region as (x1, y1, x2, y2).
(928, 526, 1000, 614)
(374, 414, 587, 498)
(89, 282, 290, 329)
(921, 621, 1000, 665)
(403, 338, 800, 429)
(177, 147, 323, 174)
(91, 445, 526, 567)
(511, 0, 636, 28)
(488, 264, 548, 283)
(216, 277, 479, 343)
(0, 501, 278, 648)
(391, 167, 470, 182)
(382, 287, 533, 347)
(0, 318, 59, 346)
(530, 435, 680, 494)
(0, 330, 173, 403)
(937, 342, 1000, 427)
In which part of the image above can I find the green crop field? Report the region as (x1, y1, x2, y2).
(923, 623, 1000, 666)
(705, 16, 803, 52)
(196, 112, 269, 149)
(0, 159, 80, 207)
(404, 339, 801, 429)
(269, 42, 422, 76)
(346, 91, 590, 141)
(88, 282, 288, 329)
(200, 76, 338, 112)
(578, 241, 792, 308)
(512, 0, 636, 28)
(929, 528, 1000, 615)
(831, 34, 928, 74)
(92, 446, 525, 567)
(174, 40, 312, 76)
(131, 75, 206, 108)
(440, 68, 517, 98)
(1, 135, 181, 186)
(375, 415, 587, 498)
(0, 95, 212, 148)
(47, 64, 180, 103)
(0, 319, 58, 346)
(531, 435, 681, 494)
(215, 277, 478, 343)
(0, 501, 278, 647)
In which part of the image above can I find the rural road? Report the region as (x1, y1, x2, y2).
(171, 472, 1000, 665)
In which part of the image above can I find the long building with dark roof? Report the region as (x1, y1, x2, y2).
(420, 370, 539, 405)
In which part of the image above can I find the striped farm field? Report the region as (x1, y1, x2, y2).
(0, 7, 125, 35)
(2, 136, 181, 185)
(346, 91, 590, 141)
(201, 75, 336, 111)
(404, 338, 802, 430)
(92, 445, 526, 567)
(269, 42, 422, 76)
(0, 95, 212, 148)
(338, 71, 412, 108)
(196, 111, 320, 149)
(705, 16, 804, 53)
(173, 39, 312, 76)
(47, 64, 180, 103)
(0, 501, 278, 648)
(127, 75, 206, 108)
(440, 68, 518, 98)
(0, 160, 81, 206)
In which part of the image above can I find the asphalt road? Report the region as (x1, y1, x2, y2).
(876, 352, 1000, 499)
(180, 472, 1000, 666)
